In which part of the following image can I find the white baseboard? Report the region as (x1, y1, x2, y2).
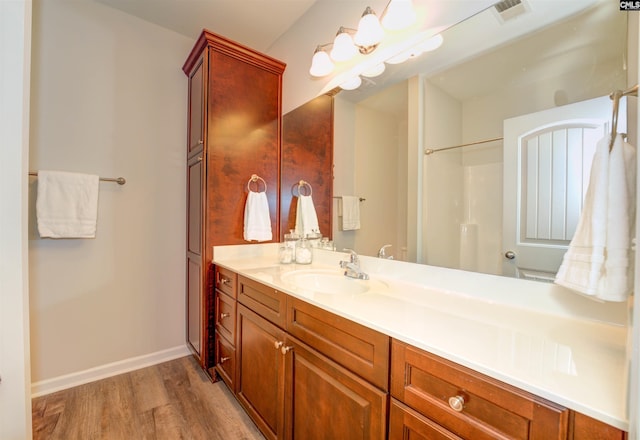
(31, 345, 191, 398)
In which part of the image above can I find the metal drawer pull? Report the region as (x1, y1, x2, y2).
(220, 277, 230, 285)
(448, 395, 466, 412)
(220, 356, 230, 363)
(274, 341, 283, 349)
(220, 312, 230, 320)
(281, 345, 293, 355)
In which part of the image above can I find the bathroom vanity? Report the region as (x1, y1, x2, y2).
(212, 244, 628, 439)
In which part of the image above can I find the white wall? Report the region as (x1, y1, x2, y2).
(332, 97, 357, 253)
(353, 104, 401, 258)
(0, 1, 33, 438)
(29, 0, 193, 387)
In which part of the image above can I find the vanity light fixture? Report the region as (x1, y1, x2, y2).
(361, 63, 386, 78)
(353, 7, 385, 53)
(382, 0, 417, 30)
(310, 45, 335, 77)
(386, 33, 443, 64)
(340, 76, 363, 90)
(331, 27, 359, 61)
(309, 0, 417, 78)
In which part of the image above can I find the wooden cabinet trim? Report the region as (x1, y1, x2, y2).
(183, 29, 285, 76)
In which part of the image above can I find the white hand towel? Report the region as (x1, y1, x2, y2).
(340, 196, 361, 231)
(554, 134, 636, 302)
(295, 194, 320, 236)
(36, 170, 100, 238)
(243, 191, 272, 241)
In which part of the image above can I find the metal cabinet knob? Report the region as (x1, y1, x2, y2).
(220, 277, 230, 285)
(220, 312, 230, 320)
(281, 345, 293, 355)
(448, 395, 466, 412)
(274, 341, 283, 350)
(220, 356, 230, 363)
(504, 250, 516, 260)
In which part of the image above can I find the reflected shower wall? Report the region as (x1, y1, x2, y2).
(423, 143, 503, 275)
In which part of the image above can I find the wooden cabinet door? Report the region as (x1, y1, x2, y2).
(236, 304, 286, 440)
(186, 152, 205, 364)
(283, 335, 388, 440)
(186, 255, 202, 357)
(187, 55, 205, 157)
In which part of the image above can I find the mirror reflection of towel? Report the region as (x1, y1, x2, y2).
(36, 170, 100, 238)
(243, 191, 272, 241)
(554, 134, 636, 302)
(295, 195, 319, 236)
(340, 196, 360, 231)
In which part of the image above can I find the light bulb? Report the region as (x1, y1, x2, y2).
(330, 27, 357, 61)
(354, 7, 384, 50)
(382, 0, 416, 30)
(309, 48, 334, 77)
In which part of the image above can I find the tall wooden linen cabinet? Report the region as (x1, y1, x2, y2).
(183, 30, 285, 374)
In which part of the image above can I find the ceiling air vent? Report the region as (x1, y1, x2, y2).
(493, 0, 529, 23)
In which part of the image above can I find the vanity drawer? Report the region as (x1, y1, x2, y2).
(390, 398, 463, 440)
(287, 296, 390, 391)
(391, 339, 569, 440)
(238, 275, 286, 328)
(215, 332, 236, 393)
(215, 290, 236, 344)
(215, 266, 237, 298)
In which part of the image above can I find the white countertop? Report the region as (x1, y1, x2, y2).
(213, 243, 630, 431)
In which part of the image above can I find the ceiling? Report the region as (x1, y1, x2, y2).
(94, 0, 318, 52)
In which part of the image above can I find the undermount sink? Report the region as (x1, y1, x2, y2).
(280, 269, 370, 295)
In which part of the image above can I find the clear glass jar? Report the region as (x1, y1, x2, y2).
(278, 245, 293, 264)
(320, 237, 335, 251)
(284, 229, 299, 254)
(307, 231, 322, 248)
(295, 237, 313, 264)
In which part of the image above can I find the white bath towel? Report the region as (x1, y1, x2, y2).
(295, 194, 320, 236)
(554, 134, 636, 302)
(243, 191, 272, 241)
(36, 170, 100, 238)
(340, 196, 361, 230)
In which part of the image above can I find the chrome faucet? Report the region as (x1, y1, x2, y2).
(377, 244, 394, 259)
(340, 249, 369, 280)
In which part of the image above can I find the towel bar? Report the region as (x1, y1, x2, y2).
(29, 171, 126, 185)
(333, 196, 366, 202)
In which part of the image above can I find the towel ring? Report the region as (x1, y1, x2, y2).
(296, 180, 312, 196)
(247, 174, 267, 193)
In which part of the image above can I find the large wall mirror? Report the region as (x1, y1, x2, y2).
(327, 0, 632, 281)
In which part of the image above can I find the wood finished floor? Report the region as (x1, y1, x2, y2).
(32, 356, 265, 440)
